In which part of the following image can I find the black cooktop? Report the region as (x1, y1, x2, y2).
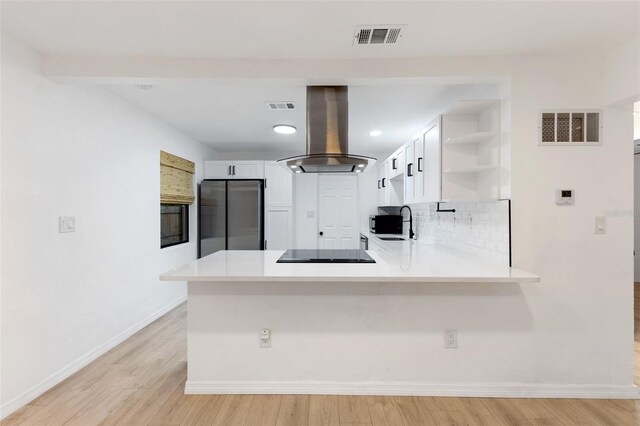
(277, 249, 376, 263)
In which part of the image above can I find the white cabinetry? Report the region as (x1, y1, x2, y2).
(388, 148, 405, 179)
(422, 117, 442, 203)
(372, 99, 502, 206)
(264, 162, 292, 250)
(233, 161, 264, 178)
(376, 159, 404, 207)
(441, 100, 500, 201)
(368, 237, 386, 252)
(401, 117, 442, 205)
(377, 160, 390, 206)
(204, 161, 264, 179)
(403, 141, 416, 204)
(204, 162, 232, 179)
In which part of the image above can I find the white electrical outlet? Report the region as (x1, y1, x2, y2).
(59, 216, 76, 233)
(444, 329, 457, 348)
(259, 328, 271, 348)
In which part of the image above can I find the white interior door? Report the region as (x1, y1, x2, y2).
(318, 175, 358, 249)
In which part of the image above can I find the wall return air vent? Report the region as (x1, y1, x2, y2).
(353, 25, 406, 45)
(539, 110, 602, 145)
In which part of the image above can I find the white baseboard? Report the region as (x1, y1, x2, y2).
(185, 380, 640, 400)
(0, 295, 187, 420)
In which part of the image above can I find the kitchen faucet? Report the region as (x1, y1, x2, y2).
(400, 205, 415, 240)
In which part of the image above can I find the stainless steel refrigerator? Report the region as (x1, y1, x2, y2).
(198, 180, 265, 258)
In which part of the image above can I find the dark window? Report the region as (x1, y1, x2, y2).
(161, 204, 189, 248)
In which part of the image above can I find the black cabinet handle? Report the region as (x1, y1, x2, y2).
(319, 231, 324, 236)
(407, 163, 413, 177)
(392, 158, 397, 170)
(378, 180, 381, 189)
(228, 165, 232, 176)
(418, 157, 423, 173)
(232, 165, 236, 175)
(382, 178, 386, 188)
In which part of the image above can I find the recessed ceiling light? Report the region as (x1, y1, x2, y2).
(357, 164, 365, 168)
(290, 165, 298, 169)
(295, 170, 302, 174)
(355, 169, 362, 173)
(369, 130, 382, 137)
(274, 124, 297, 135)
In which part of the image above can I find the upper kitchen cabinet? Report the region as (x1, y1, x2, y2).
(376, 159, 390, 206)
(412, 117, 442, 204)
(377, 159, 403, 206)
(403, 140, 416, 204)
(204, 161, 265, 179)
(388, 147, 405, 179)
(440, 100, 501, 201)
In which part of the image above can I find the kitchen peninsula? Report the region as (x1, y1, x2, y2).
(161, 240, 539, 396)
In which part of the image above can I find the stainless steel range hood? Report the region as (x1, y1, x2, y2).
(278, 86, 375, 173)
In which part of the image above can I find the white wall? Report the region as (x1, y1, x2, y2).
(635, 155, 640, 282)
(604, 35, 640, 107)
(0, 36, 216, 414)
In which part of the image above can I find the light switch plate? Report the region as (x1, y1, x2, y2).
(59, 216, 76, 233)
(595, 216, 606, 234)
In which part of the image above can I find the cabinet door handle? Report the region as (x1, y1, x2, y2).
(418, 157, 423, 173)
(392, 158, 397, 170)
(382, 178, 386, 188)
(232, 165, 236, 175)
(319, 231, 324, 236)
(378, 180, 381, 189)
(228, 165, 232, 176)
(407, 163, 413, 177)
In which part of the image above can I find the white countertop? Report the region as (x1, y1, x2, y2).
(160, 242, 539, 283)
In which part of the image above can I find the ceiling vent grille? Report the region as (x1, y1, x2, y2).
(266, 102, 295, 110)
(353, 25, 406, 45)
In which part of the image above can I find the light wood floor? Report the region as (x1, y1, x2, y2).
(4, 295, 640, 426)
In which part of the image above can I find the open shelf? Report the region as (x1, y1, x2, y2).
(443, 165, 496, 174)
(444, 131, 496, 145)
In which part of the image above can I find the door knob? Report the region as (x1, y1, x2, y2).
(319, 231, 324, 236)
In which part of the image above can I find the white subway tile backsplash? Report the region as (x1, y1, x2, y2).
(408, 200, 510, 265)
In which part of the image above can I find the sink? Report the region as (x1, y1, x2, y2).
(378, 237, 406, 241)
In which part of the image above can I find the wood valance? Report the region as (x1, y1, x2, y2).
(160, 151, 195, 205)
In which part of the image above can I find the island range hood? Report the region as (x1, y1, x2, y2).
(278, 86, 376, 173)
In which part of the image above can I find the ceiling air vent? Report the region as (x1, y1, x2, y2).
(266, 102, 295, 110)
(353, 25, 406, 45)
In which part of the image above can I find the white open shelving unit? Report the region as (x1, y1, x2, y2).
(440, 100, 501, 201)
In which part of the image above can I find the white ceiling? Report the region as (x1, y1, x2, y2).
(2, 1, 638, 59)
(3, 1, 637, 155)
(105, 81, 494, 154)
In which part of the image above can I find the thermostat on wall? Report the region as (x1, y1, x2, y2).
(555, 189, 574, 205)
